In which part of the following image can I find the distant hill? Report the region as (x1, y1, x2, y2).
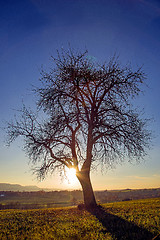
(0, 183, 53, 191)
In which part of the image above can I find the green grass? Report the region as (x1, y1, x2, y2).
(0, 198, 159, 240)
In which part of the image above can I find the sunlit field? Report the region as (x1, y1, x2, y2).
(0, 198, 159, 240)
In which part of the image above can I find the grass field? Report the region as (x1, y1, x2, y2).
(0, 198, 159, 240)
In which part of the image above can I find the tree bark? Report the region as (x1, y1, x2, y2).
(76, 169, 97, 209)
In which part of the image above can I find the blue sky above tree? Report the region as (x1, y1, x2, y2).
(0, 0, 160, 190)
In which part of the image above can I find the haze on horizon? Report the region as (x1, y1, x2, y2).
(0, 0, 160, 191)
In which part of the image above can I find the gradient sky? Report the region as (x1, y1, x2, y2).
(0, 0, 160, 190)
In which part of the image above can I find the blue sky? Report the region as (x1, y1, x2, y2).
(0, 0, 160, 190)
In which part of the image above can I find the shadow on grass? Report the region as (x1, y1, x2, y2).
(88, 205, 159, 240)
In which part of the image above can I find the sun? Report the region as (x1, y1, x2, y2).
(65, 167, 77, 183)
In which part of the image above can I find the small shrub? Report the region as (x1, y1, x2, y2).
(77, 203, 85, 210)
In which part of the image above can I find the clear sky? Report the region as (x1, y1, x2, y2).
(0, 0, 160, 190)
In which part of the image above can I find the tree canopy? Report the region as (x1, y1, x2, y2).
(6, 48, 151, 208)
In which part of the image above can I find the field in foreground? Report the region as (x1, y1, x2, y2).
(0, 198, 160, 240)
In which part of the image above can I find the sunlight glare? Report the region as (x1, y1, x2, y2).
(65, 167, 77, 184)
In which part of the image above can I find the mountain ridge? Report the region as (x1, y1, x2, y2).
(0, 183, 55, 191)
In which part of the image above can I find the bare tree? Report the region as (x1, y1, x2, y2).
(6, 48, 151, 208)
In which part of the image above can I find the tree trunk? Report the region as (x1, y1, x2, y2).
(76, 170, 97, 209)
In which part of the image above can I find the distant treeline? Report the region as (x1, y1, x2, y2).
(0, 188, 160, 210)
(95, 188, 160, 203)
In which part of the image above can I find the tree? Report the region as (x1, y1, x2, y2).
(6, 48, 151, 208)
